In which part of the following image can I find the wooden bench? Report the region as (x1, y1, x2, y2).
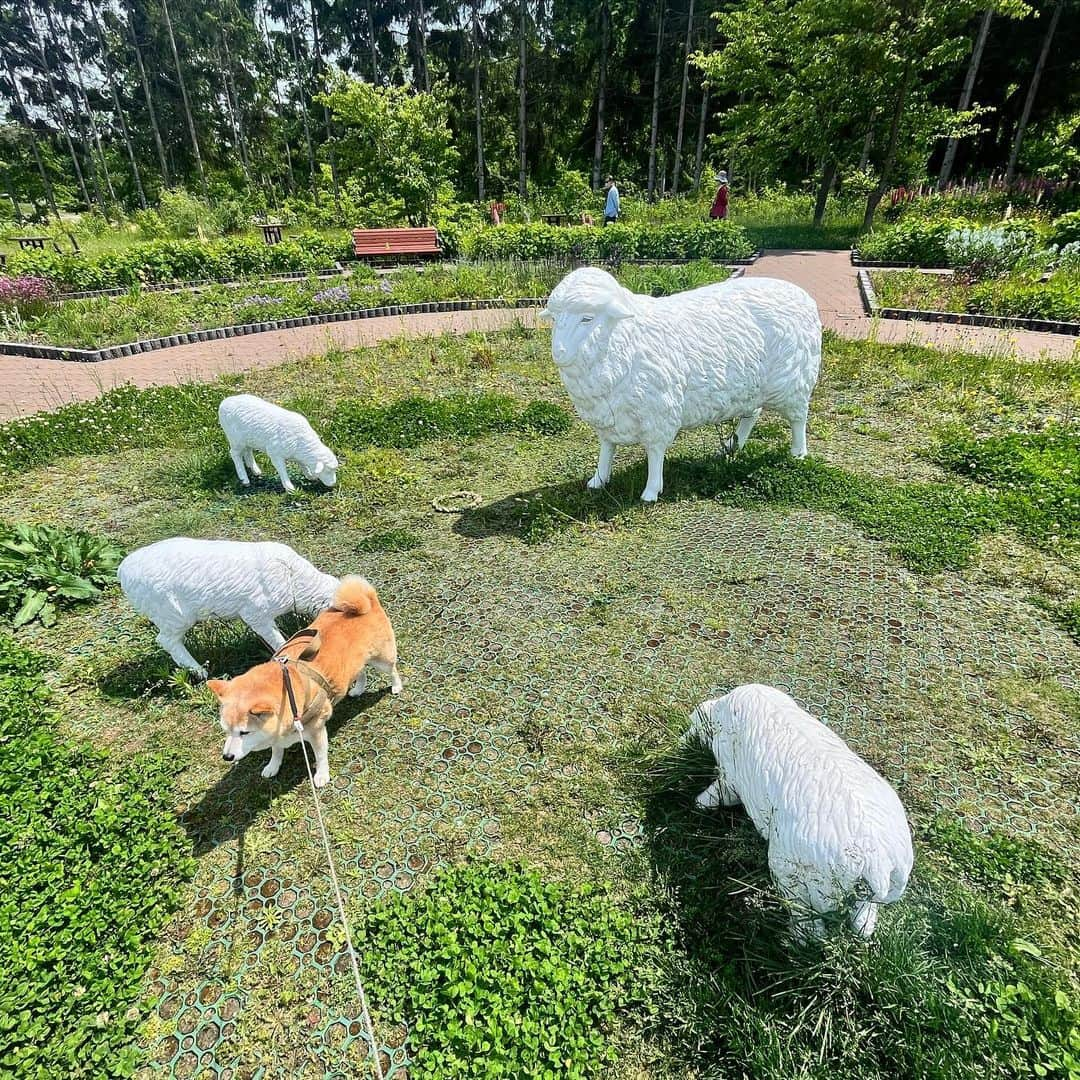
(352, 227, 441, 263)
(258, 223, 284, 245)
(541, 213, 572, 226)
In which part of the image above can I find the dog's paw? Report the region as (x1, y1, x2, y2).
(586, 473, 607, 491)
(261, 762, 280, 779)
(313, 769, 330, 788)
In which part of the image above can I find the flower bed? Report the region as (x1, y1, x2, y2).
(857, 218, 1044, 270)
(463, 220, 755, 262)
(869, 269, 1080, 325)
(0, 260, 735, 353)
(5, 231, 346, 291)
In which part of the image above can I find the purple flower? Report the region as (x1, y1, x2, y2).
(0, 276, 52, 306)
(241, 294, 281, 306)
(379, 278, 393, 294)
(312, 284, 350, 306)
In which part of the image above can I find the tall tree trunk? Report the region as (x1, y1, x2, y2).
(258, 11, 295, 192)
(221, 32, 251, 180)
(308, 0, 341, 207)
(693, 82, 709, 191)
(1006, 0, 1062, 183)
(647, 0, 665, 201)
(409, 0, 430, 91)
(813, 158, 837, 226)
(6, 61, 60, 218)
(518, 0, 527, 197)
(857, 124, 873, 171)
(128, 0, 170, 186)
(671, 0, 694, 196)
(862, 63, 914, 231)
(89, 0, 147, 207)
(366, 0, 378, 81)
(591, 0, 609, 190)
(63, 16, 119, 207)
(472, 0, 486, 202)
(27, 4, 91, 208)
(938, 8, 992, 190)
(287, 18, 318, 187)
(160, 0, 207, 195)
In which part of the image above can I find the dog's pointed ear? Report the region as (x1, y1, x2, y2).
(299, 631, 322, 660)
(206, 678, 228, 698)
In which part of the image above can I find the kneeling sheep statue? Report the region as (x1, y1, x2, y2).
(687, 684, 913, 939)
(540, 270, 821, 501)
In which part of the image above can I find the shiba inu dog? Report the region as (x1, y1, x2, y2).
(207, 577, 402, 787)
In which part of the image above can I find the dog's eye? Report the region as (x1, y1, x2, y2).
(238, 730, 250, 737)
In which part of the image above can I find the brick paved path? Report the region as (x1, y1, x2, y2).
(746, 249, 1078, 359)
(1, 251, 1074, 420)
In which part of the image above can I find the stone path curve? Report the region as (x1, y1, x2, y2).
(1, 250, 1075, 420)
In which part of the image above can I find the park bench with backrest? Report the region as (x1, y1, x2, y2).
(351, 227, 442, 264)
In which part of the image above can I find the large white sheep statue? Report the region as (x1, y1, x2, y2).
(687, 684, 913, 939)
(218, 393, 338, 492)
(540, 269, 822, 501)
(118, 538, 339, 679)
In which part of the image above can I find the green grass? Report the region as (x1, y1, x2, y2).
(744, 223, 860, 250)
(0, 326, 1076, 1078)
(0, 636, 195, 1078)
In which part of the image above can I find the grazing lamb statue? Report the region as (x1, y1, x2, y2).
(218, 393, 338, 492)
(687, 684, 913, 939)
(118, 538, 339, 679)
(540, 269, 822, 501)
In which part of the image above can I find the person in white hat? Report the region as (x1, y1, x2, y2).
(710, 171, 730, 219)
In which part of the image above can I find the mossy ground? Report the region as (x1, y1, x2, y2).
(1, 326, 1076, 1078)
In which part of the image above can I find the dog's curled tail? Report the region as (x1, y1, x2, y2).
(330, 575, 378, 616)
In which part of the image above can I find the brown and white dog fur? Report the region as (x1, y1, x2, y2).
(207, 576, 402, 787)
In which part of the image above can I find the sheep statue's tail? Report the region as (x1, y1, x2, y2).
(329, 576, 377, 617)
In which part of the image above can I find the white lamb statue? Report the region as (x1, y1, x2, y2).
(118, 538, 339, 679)
(218, 393, 338, 492)
(687, 684, 913, 939)
(540, 269, 822, 501)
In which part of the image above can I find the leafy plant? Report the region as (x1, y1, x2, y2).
(355, 862, 661, 1078)
(0, 522, 123, 627)
(0, 635, 195, 1077)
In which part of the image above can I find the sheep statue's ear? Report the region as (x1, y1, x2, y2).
(314, 461, 324, 476)
(604, 287, 639, 320)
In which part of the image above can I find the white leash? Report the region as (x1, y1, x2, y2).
(293, 719, 387, 1080)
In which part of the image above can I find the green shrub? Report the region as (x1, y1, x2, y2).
(0, 382, 226, 472)
(330, 394, 574, 449)
(463, 220, 754, 262)
(0, 636, 195, 1077)
(968, 271, 1080, 322)
(859, 217, 1043, 269)
(0, 522, 123, 627)
(355, 862, 660, 1079)
(1049, 211, 1080, 248)
(7, 231, 344, 291)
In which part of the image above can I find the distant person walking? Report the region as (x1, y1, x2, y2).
(710, 171, 729, 220)
(603, 176, 620, 226)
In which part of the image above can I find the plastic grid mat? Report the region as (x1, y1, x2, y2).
(127, 502, 1077, 1079)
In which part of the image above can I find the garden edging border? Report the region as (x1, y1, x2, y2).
(1, 268, 747, 364)
(857, 268, 1080, 336)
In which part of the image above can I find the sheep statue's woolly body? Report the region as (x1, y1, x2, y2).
(118, 538, 339, 678)
(218, 393, 338, 492)
(541, 269, 822, 501)
(688, 684, 913, 939)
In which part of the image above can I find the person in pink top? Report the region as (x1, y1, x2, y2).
(710, 171, 730, 220)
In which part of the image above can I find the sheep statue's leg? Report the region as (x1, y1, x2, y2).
(849, 900, 879, 939)
(723, 411, 762, 455)
(788, 410, 809, 459)
(695, 777, 740, 810)
(269, 454, 296, 493)
(641, 444, 669, 503)
(242, 448, 262, 477)
(261, 744, 285, 779)
(587, 439, 617, 490)
(156, 628, 208, 680)
(241, 611, 286, 652)
(229, 444, 251, 486)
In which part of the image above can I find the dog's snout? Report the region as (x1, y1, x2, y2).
(222, 750, 234, 762)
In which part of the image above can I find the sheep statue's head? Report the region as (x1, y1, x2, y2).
(539, 267, 642, 368)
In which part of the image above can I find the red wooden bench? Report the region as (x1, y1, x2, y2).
(352, 227, 442, 263)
